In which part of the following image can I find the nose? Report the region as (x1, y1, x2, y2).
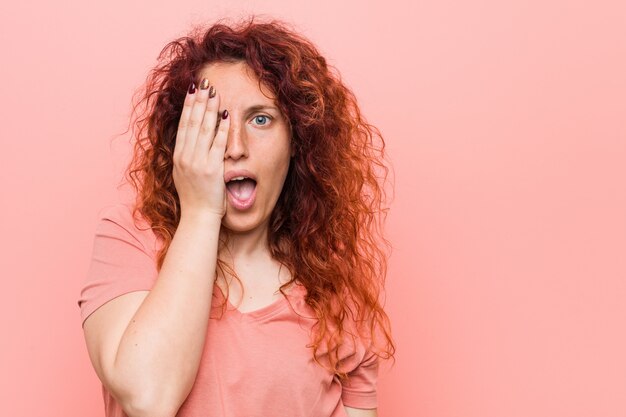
(223, 114, 248, 160)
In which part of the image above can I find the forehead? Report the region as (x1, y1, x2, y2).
(198, 61, 276, 105)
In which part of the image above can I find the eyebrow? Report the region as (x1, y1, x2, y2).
(243, 104, 280, 115)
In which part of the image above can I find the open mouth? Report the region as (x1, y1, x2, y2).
(226, 177, 257, 200)
(225, 177, 257, 209)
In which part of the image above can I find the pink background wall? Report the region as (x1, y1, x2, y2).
(1, 0, 624, 416)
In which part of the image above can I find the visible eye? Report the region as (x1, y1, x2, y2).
(252, 115, 271, 126)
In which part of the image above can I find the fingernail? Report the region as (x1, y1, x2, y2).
(208, 85, 216, 98)
(222, 109, 229, 119)
(188, 82, 196, 94)
(200, 78, 210, 90)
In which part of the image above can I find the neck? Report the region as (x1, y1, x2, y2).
(218, 221, 271, 262)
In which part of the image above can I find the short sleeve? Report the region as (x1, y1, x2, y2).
(77, 204, 159, 328)
(340, 341, 380, 409)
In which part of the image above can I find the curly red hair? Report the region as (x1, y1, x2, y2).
(120, 15, 396, 380)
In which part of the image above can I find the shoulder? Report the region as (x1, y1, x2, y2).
(95, 203, 162, 255)
(97, 203, 146, 228)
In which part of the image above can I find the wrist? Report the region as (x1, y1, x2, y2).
(180, 209, 224, 225)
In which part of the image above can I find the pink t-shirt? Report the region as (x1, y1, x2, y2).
(77, 203, 379, 417)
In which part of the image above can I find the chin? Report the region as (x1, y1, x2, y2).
(220, 210, 265, 234)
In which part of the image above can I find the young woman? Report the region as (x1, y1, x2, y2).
(78, 16, 395, 417)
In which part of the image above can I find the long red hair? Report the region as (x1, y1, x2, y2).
(121, 15, 395, 380)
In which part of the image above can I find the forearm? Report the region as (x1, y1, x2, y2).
(111, 211, 222, 415)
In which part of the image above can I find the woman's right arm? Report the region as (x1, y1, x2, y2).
(83, 212, 222, 417)
(82, 79, 230, 417)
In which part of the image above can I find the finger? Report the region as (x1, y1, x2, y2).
(174, 81, 197, 161)
(193, 84, 220, 160)
(206, 109, 230, 168)
(182, 77, 211, 162)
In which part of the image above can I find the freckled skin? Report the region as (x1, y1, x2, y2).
(199, 61, 297, 307)
(198, 61, 294, 237)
